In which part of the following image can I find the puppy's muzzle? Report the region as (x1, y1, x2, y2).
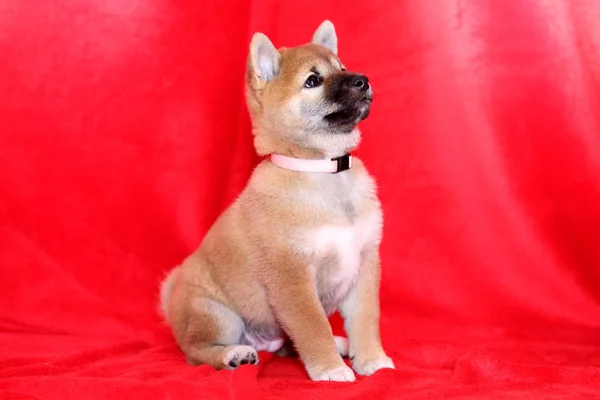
(328, 73, 372, 105)
(342, 74, 370, 93)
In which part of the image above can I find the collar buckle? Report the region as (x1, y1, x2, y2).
(332, 154, 351, 173)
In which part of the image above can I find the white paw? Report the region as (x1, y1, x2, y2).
(352, 356, 395, 376)
(222, 345, 259, 369)
(252, 338, 285, 353)
(333, 336, 349, 357)
(313, 365, 356, 382)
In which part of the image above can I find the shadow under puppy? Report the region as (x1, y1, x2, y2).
(160, 20, 394, 382)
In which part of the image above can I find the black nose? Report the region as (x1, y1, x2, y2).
(339, 74, 369, 93)
(351, 75, 369, 90)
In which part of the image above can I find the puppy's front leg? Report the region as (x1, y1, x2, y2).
(339, 250, 395, 376)
(266, 257, 355, 382)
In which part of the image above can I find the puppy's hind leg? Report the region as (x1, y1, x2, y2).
(175, 298, 258, 370)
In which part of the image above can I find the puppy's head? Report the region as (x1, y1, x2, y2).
(245, 20, 373, 158)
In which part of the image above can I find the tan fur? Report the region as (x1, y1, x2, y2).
(160, 20, 394, 382)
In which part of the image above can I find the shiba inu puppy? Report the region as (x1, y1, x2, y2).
(159, 20, 394, 382)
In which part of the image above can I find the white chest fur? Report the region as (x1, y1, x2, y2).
(307, 212, 382, 314)
(311, 212, 381, 277)
(274, 159, 382, 313)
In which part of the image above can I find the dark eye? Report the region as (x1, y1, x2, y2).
(304, 74, 322, 88)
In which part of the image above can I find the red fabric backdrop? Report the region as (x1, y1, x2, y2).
(2, 0, 600, 398)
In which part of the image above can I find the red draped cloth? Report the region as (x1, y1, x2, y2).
(1, 0, 600, 398)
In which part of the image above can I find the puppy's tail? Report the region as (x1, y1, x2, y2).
(159, 266, 181, 324)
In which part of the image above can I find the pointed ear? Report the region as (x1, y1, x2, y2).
(249, 32, 280, 83)
(312, 20, 337, 55)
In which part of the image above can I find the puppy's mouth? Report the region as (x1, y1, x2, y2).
(324, 95, 372, 125)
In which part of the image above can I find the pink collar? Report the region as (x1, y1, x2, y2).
(270, 153, 352, 174)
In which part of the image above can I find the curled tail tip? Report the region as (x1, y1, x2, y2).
(159, 266, 180, 323)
